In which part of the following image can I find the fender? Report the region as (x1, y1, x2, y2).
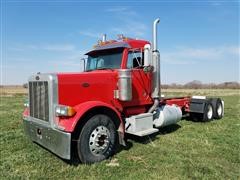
(58, 101, 123, 133)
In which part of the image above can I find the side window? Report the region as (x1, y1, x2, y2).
(127, 50, 144, 69)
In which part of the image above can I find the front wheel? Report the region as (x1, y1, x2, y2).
(77, 114, 117, 164)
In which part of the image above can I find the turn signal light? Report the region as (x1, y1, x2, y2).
(55, 105, 76, 117)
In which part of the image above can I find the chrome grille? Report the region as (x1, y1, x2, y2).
(29, 81, 49, 121)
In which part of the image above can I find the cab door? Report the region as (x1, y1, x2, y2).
(127, 49, 152, 106)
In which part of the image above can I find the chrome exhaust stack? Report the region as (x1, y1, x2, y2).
(153, 18, 160, 51)
(152, 18, 160, 99)
(149, 18, 161, 113)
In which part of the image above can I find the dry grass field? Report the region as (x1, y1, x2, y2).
(0, 86, 239, 97)
(0, 86, 27, 96)
(162, 88, 240, 97)
(0, 86, 239, 179)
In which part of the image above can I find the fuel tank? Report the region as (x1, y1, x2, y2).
(153, 105, 182, 128)
(118, 69, 132, 101)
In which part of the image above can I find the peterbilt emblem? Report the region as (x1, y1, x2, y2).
(82, 82, 90, 87)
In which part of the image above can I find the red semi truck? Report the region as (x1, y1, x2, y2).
(23, 19, 224, 164)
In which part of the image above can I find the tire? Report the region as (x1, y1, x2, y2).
(201, 101, 214, 122)
(77, 114, 117, 164)
(211, 98, 223, 119)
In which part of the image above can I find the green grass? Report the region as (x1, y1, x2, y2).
(0, 91, 239, 179)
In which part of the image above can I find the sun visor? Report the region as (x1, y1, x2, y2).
(85, 42, 131, 55)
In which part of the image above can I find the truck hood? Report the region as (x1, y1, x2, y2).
(57, 70, 118, 107)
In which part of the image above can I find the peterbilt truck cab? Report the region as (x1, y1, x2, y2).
(23, 19, 224, 164)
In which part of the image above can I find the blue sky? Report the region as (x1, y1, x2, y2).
(1, 0, 239, 85)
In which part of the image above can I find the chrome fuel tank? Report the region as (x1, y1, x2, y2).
(153, 105, 182, 128)
(118, 69, 132, 101)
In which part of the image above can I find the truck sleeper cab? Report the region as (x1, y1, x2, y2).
(23, 19, 224, 164)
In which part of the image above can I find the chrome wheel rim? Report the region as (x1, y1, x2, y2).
(89, 126, 110, 156)
(207, 105, 213, 119)
(217, 104, 223, 116)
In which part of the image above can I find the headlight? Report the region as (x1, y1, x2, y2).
(24, 103, 29, 107)
(24, 99, 29, 107)
(55, 105, 76, 117)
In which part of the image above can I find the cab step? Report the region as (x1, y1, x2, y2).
(125, 113, 158, 136)
(127, 128, 159, 137)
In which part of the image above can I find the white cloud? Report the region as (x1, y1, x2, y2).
(9, 43, 77, 52)
(43, 44, 76, 51)
(105, 6, 137, 16)
(79, 31, 102, 38)
(225, 46, 240, 55)
(3, 43, 88, 85)
(161, 46, 240, 65)
(47, 55, 85, 72)
(49, 59, 81, 67)
(106, 7, 128, 12)
(78, 7, 147, 40)
(105, 7, 147, 38)
(9, 45, 38, 51)
(111, 20, 147, 37)
(210, 2, 222, 6)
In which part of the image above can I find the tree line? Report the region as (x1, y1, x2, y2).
(161, 80, 240, 89)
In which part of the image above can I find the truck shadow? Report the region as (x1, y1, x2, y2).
(123, 124, 181, 146)
(64, 124, 181, 166)
(182, 116, 206, 123)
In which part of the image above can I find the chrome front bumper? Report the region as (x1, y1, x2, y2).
(23, 117, 71, 160)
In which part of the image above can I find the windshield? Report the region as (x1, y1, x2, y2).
(86, 48, 123, 71)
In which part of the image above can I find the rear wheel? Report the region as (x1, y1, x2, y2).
(202, 101, 214, 122)
(211, 98, 223, 119)
(77, 114, 117, 164)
